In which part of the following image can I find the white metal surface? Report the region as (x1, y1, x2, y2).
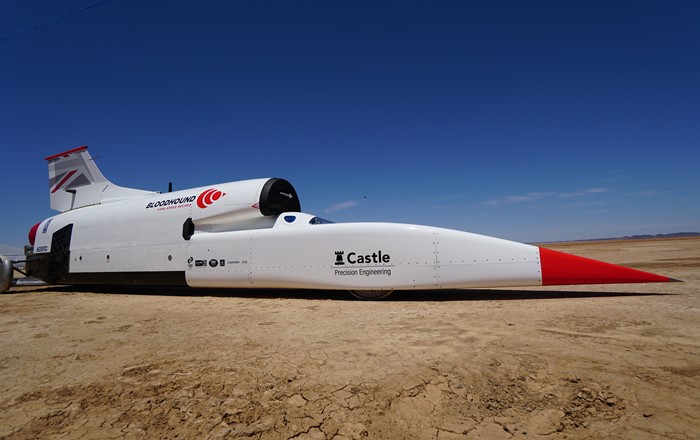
(47, 147, 156, 212)
(34, 178, 278, 274)
(185, 216, 543, 290)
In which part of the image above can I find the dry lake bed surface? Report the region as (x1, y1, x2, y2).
(1, 238, 698, 439)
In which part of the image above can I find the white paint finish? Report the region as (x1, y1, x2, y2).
(33, 147, 547, 292)
(185, 223, 437, 289)
(47, 147, 156, 212)
(56, 194, 190, 273)
(185, 231, 252, 287)
(70, 244, 187, 273)
(186, 220, 543, 290)
(434, 228, 542, 288)
(32, 217, 57, 253)
(35, 195, 543, 288)
(250, 223, 438, 290)
(192, 179, 270, 230)
(35, 178, 277, 274)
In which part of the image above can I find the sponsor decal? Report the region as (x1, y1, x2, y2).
(335, 250, 391, 265)
(145, 187, 225, 211)
(334, 268, 392, 277)
(146, 195, 196, 210)
(333, 250, 393, 277)
(197, 188, 226, 209)
(189, 258, 228, 269)
(37, 246, 48, 252)
(42, 218, 53, 234)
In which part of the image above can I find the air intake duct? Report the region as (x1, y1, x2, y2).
(259, 178, 301, 216)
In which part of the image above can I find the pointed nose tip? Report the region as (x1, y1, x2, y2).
(538, 247, 676, 285)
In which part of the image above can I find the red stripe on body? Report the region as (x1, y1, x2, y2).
(51, 170, 77, 193)
(45, 146, 88, 161)
(28, 222, 40, 246)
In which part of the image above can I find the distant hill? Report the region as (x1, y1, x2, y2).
(577, 232, 700, 242)
(0, 244, 24, 256)
(540, 232, 700, 244)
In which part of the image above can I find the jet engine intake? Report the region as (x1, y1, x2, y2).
(259, 178, 300, 216)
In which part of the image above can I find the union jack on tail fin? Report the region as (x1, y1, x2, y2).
(46, 146, 155, 212)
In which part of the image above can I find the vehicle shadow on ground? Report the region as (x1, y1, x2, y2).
(16, 285, 675, 302)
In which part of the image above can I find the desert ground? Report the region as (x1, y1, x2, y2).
(1, 238, 698, 439)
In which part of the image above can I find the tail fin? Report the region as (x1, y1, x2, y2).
(46, 146, 156, 212)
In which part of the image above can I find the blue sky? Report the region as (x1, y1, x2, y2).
(1, 0, 699, 248)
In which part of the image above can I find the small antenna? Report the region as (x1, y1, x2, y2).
(168, 182, 173, 193)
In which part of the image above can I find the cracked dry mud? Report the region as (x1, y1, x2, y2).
(1, 238, 699, 439)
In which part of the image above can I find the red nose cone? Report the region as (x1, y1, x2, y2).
(28, 222, 41, 246)
(539, 247, 674, 285)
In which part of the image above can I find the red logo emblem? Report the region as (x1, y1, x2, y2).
(197, 188, 226, 209)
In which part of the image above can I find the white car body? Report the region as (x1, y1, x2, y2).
(8, 146, 673, 299)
